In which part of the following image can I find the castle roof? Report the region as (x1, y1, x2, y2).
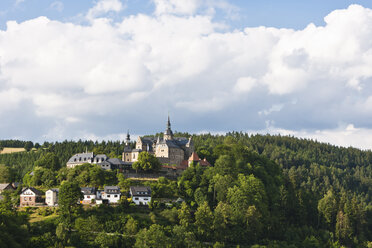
(189, 152, 200, 161)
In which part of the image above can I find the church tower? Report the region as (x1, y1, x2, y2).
(125, 130, 130, 147)
(164, 115, 174, 140)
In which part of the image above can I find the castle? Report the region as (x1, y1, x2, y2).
(122, 116, 195, 166)
(66, 116, 211, 173)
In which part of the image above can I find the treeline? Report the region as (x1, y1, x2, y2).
(0, 139, 32, 148)
(0, 133, 371, 247)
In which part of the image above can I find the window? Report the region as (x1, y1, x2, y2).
(87, 195, 90, 199)
(114, 195, 118, 198)
(29, 197, 32, 201)
(144, 198, 148, 201)
(107, 195, 110, 198)
(24, 197, 26, 201)
(135, 197, 139, 200)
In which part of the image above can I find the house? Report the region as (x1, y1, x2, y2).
(66, 152, 130, 171)
(101, 186, 121, 204)
(0, 183, 15, 193)
(66, 153, 108, 168)
(45, 188, 59, 206)
(20, 187, 43, 207)
(98, 158, 131, 171)
(81, 187, 98, 204)
(130, 186, 151, 205)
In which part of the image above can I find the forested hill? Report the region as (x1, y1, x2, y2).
(192, 132, 372, 203)
(0, 134, 372, 195)
(0, 134, 371, 247)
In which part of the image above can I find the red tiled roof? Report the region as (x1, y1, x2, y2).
(188, 152, 200, 161)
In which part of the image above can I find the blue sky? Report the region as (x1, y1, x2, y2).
(2, 0, 372, 30)
(1, 0, 372, 149)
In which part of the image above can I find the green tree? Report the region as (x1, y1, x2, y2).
(34, 152, 61, 171)
(58, 181, 83, 239)
(213, 202, 233, 242)
(171, 225, 199, 248)
(125, 217, 139, 235)
(132, 152, 161, 172)
(125, 217, 138, 235)
(178, 202, 193, 228)
(134, 224, 169, 248)
(318, 190, 338, 227)
(0, 164, 12, 183)
(24, 141, 33, 152)
(195, 201, 213, 240)
(335, 210, 352, 245)
(117, 173, 131, 193)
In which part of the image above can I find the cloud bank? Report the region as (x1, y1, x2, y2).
(1, 1, 372, 149)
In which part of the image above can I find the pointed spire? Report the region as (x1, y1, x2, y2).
(167, 114, 171, 129)
(126, 130, 130, 143)
(164, 113, 174, 140)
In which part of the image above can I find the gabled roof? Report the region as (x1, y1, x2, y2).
(67, 152, 94, 163)
(130, 186, 151, 196)
(189, 152, 200, 161)
(107, 158, 126, 165)
(46, 188, 59, 193)
(21, 187, 43, 196)
(140, 137, 155, 145)
(81, 187, 96, 195)
(67, 153, 108, 164)
(104, 186, 120, 194)
(0, 183, 15, 191)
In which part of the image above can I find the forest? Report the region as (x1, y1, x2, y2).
(0, 132, 371, 248)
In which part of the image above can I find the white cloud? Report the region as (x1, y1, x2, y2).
(1, 3, 372, 148)
(258, 123, 372, 150)
(233, 77, 257, 93)
(153, 0, 200, 15)
(87, 0, 124, 20)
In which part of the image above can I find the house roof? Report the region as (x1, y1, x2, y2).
(0, 183, 14, 191)
(130, 186, 151, 196)
(67, 153, 108, 164)
(107, 158, 126, 165)
(21, 187, 43, 196)
(104, 186, 120, 194)
(81, 187, 96, 195)
(188, 152, 200, 161)
(124, 146, 132, 152)
(47, 188, 59, 193)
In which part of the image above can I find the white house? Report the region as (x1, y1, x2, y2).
(101, 186, 121, 204)
(81, 187, 98, 204)
(130, 186, 151, 205)
(45, 188, 59, 206)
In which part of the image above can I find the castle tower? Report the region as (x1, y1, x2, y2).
(125, 130, 130, 147)
(164, 115, 174, 140)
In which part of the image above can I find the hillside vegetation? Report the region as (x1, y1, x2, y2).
(0, 133, 371, 247)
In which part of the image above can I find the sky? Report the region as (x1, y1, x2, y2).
(1, 0, 372, 149)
